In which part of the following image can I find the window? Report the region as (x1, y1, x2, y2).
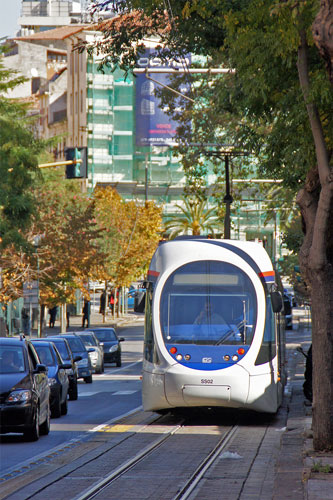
(160, 261, 257, 346)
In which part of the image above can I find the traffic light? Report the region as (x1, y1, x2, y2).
(65, 147, 87, 179)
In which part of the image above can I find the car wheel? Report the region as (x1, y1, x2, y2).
(95, 365, 102, 374)
(84, 375, 93, 384)
(40, 404, 51, 435)
(69, 382, 78, 401)
(51, 392, 62, 418)
(116, 357, 121, 368)
(24, 406, 40, 441)
(61, 395, 68, 415)
(101, 362, 104, 374)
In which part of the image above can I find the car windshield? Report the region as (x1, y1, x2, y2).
(79, 335, 97, 346)
(33, 344, 55, 367)
(0, 346, 25, 373)
(93, 330, 117, 342)
(65, 337, 85, 353)
(51, 341, 71, 361)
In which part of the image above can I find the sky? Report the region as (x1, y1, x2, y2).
(0, 0, 22, 40)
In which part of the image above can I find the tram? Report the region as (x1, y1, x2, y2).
(141, 238, 286, 414)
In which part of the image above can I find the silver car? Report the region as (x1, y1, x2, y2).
(76, 332, 104, 374)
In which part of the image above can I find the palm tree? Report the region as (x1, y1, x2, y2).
(164, 197, 223, 239)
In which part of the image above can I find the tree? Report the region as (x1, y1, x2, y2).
(93, 186, 162, 287)
(29, 171, 105, 306)
(85, 0, 333, 450)
(0, 47, 47, 250)
(164, 197, 222, 238)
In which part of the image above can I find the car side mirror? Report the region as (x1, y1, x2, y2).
(271, 291, 283, 313)
(35, 364, 47, 373)
(87, 347, 95, 353)
(74, 355, 82, 362)
(119, 337, 125, 342)
(61, 363, 72, 370)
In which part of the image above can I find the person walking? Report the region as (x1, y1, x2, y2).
(66, 304, 76, 329)
(82, 299, 91, 328)
(99, 291, 106, 317)
(49, 306, 58, 328)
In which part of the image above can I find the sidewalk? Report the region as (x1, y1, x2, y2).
(274, 316, 333, 500)
(37, 309, 144, 338)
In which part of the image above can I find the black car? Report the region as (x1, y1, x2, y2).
(0, 336, 50, 441)
(31, 340, 71, 418)
(59, 334, 94, 383)
(46, 336, 81, 400)
(89, 328, 124, 367)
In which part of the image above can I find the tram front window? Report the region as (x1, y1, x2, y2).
(160, 261, 257, 346)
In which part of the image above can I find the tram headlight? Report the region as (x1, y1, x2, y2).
(223, 355, 230, 361)
(184, 354, 191, 361)
(176, 354, 183, 361)
(232, 355, 239, 361)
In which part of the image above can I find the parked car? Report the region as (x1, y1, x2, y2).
(59, 333, 94, 383)
(46, 336, 80, 400)
(0, 336, 50, 441)
(89, 328, 124, 367)
(31, 340, 71, 418)
(127, 287, 145, 309)
(76, 332, 104, 374)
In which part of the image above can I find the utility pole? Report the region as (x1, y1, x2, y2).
(201, 147, 248, 239)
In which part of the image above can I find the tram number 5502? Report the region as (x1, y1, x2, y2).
(201, 379, 213, 384)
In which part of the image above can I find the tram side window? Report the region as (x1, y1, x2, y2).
(255, 295, 277, 365)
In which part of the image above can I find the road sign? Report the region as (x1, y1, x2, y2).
(23, 281, 39, 306)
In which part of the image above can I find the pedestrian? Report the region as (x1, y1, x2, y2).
(109, 292, 115, 314)
(82, 299, 91, 328)
(99, 290, 106, 316)
(49, 306, 58, 328)
(66, 304, 76, 329)
(21, 307, 30, 335)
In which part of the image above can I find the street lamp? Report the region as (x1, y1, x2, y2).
(32, 235, 42, 338)
(135, 150, 150, 204)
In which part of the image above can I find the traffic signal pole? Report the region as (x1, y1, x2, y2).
(38, 159, 82, 168)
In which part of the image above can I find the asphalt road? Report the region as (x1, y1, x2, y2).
(0, 322, 144, 476)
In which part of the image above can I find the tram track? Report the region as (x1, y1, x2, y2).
(74, 422, 184, 500)
(172, 425, 239, 500)
(2, 408, 283, 500)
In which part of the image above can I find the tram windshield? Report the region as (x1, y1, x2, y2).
(160, 261, 257, 346)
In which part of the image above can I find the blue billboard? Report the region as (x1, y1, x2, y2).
(135, 49, 191, 147)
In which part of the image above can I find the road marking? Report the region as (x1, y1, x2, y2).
(102, 360, 143, 374)
(0, 407, 142, 480)
(97, 424, 134, 433)
(112, 390, 137, 395)
(79, 390, 139, 397)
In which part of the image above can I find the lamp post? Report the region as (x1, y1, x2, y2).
(32, 235, 42, 338)
(135, 150, 150, 204)
(203, 148, 248, 239)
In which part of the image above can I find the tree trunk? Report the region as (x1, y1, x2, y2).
(312, 0, 333, 84)
(297, 26, 333, 451)
(310, 269, 333, 450)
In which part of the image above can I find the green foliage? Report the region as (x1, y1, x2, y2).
(0, 48, 47, 250)
(164, 197, 223, 238)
